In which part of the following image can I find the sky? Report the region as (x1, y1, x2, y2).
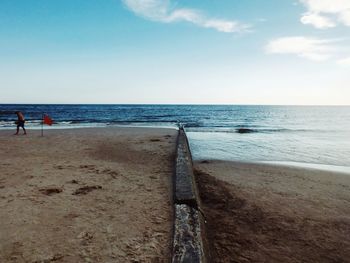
(0, 0, 349, 105)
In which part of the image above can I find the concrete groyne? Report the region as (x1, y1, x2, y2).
(172, 127, 208, 263)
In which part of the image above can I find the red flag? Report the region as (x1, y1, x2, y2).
(43, 115, 53, 126)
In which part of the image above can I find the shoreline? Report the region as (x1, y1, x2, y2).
(258, 160, 350, 175)
(0, 123, 179, 131)
(3, 124, 349, 174)
(196, 159, 350, 175)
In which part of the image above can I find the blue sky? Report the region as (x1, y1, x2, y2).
(0, 0, 349, 104)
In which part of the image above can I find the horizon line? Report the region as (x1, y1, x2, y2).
(1, 103, 350, 107)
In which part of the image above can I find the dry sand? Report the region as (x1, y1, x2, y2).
(195, 160, 350, 263)
(0, 127, 177, 263)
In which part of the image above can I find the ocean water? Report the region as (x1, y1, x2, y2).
(1, 104, 350, 168)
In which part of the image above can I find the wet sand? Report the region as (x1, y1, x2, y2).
(195, 160, 350, 263)
(0, 127, 177, 263)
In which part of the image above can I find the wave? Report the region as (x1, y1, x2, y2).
(185, 127, 317, 134)
(236, 128, 255, 133)
(0, 110, 18, 115)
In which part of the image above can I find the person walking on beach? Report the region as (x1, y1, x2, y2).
(14, 111, 26, 135)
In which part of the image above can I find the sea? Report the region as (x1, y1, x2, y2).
(1, 104, 350, 172)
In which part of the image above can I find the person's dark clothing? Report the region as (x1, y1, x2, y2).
(17, 120, 25, 128)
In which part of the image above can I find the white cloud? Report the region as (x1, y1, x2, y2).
(300, 0, 350, 28)
(122, 0, 249, 33)
(300, 12, 336, 28)
(266, 36, 338, 61)
(337, 56, 350, 65)
(339, 10, 350, 25)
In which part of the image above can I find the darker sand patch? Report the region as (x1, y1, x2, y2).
(195, 169, 350, 263)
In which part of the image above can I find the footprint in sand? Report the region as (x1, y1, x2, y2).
(64, 212, 80, 219)
(78, 231, 94, 241)
(54, 164, 75, 170)
(72, 185, 102, 195)
(80, 165, 102, 174)
(101, 169, 120, 179)
(68, 179, 79, 184)
(32, 254, 64, 263)
(54, 165, 64, 170)
(39, 187, 63, 196)
(80, 165, 96, 170)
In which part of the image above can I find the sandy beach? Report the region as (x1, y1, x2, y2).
(2, 126, 350, 263)
(0, 127, 177, 263)
(195, 160, 350, 263)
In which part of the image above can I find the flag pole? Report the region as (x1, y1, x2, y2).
(41, 113, 44, 137)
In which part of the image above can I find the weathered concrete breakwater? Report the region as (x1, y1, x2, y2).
(172, 127, 208, 263)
